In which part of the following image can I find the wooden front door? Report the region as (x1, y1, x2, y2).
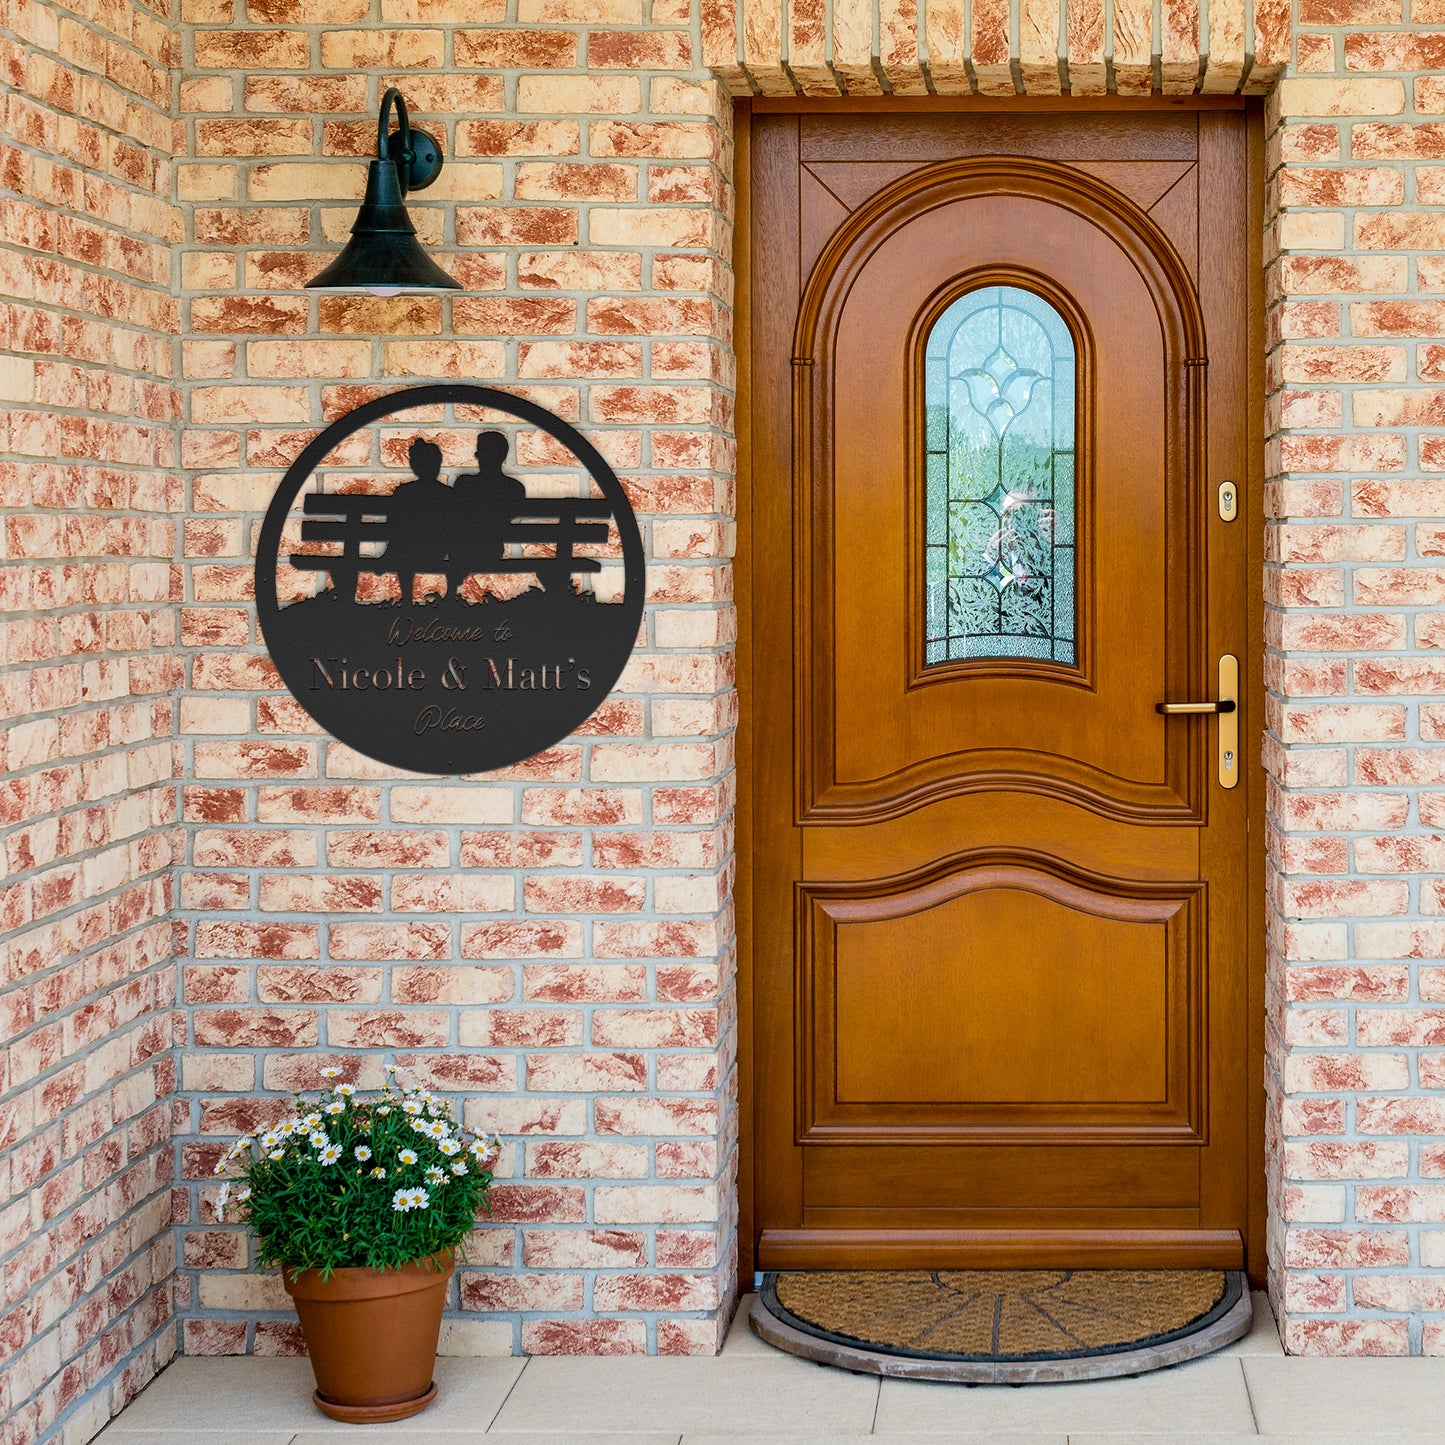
(746, 107, 1261, 1272)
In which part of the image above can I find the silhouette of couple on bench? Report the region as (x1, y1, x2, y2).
(388, 431, 529, 604)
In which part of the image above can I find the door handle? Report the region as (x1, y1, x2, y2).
(1155, 699, 1236, 715)
(1155, 655, 1239, 789)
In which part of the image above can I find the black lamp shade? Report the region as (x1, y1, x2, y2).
(306, 158, 459, 295)
(306, 90, 460, 296)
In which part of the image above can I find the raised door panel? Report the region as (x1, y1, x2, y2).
(798, 859, 1203, 1146)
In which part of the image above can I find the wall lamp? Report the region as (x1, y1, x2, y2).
(306, 87, 460, 296)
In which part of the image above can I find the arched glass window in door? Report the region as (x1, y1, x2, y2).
(924, 285, 1076, 665)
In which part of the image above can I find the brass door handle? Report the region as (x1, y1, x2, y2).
(1155, 655, 1239, 789)
(1155, 699, 1236, 714)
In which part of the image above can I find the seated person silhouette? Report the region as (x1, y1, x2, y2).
(450, 431, 527, 596)
(387, 438, 453, 604)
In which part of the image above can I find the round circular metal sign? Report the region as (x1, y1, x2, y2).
(255, 384, 644, 775)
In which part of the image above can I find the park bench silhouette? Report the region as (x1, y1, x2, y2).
(288, 489, 613, 603)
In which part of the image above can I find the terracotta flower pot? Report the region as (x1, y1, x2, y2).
(282, 1250, 453, 1423)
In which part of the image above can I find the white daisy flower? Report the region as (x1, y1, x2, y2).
(324, 1100, 345, 1116)
(409, 1118, 429, 1134)
(269, 1149, 284, 1161)
(259, 1132, 280, 1150)
(392, 1187, 428, 1212)
(370, 1166, 387, 1179)
(398, 1148, 418, 1166)
(438, 1139, 461, 1156)
(376, 1105, 392, 1116)
(386, 1063, 399, 1074)
(321, 1067, 341, 1079)
(335, 1084, 356, 1097)
(402, 1100, 424, 1116)
(319, 1144, 342, 1165)
(469, 1134, 501, 1162)
(354, 1145, 372, 1162)
(212, 1159, 227, 1177)
(278, 1120, 298, 1135)
(450, 1161, 468, 1176)
(309, 1131, 329, 1149)
(424, 1120, 448, 1140)
(425, 1166, 445, 1185)
(235, 1187, 250, 1203)
(302, 1113, 322, 1130)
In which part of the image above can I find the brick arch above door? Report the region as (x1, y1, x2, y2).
(702, 0, 1288, 97)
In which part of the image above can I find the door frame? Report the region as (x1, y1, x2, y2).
(734, 95, 1268, 1286)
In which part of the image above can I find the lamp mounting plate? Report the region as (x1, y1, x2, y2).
(385, 126, 443, 193)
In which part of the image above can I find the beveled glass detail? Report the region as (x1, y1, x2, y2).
(924, 285, 1077, 666)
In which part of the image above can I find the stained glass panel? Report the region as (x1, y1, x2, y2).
(924, 285, 1077, 666)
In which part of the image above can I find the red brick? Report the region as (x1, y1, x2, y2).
(194, 30, 311, 68)
(193, 1010, 318, 1048)
(1346, 31, 1445, 69)
(460, 1009, 582, 1048)
(485, 1185, 586, 1225)
(462, 1272, 583, 1312)
(588, 30, 693, 68)
(1283, 169, 1404, 209)
(593, 1274, 717, 1312)
(520, 1229, 648, 1275)
(454, 120, 579, 157)
(256, 965, 381, 1004)
(526, 1052, 648, 1093)
(393, 1053, 514, 1090)
(323, 1010, 449, 1049)
(521, 1319, 646, 1354)
(328, 922, 448, 961)
(461, 921, 584, 959)
(591, 1008, 718, 1048)
(523, 876, 646, 913)
(523, 1148, 647, 1184)
(1284, 1229, 1411, 1268)
(454, 29, 578, 68)
(522, 964, 648, 1002)
(193, 922, 319, 960)
(1354, 659, 1445, 693)
(454, 208, 579, 247)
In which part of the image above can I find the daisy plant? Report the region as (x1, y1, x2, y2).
(213, 1066, 501, 1277)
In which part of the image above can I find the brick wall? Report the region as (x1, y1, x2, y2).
(19, 1, 1445, 1435)
(0, 0, 183, 1439)
(1265, 5, 1445, 1357)
(172, 0, 740, 1360)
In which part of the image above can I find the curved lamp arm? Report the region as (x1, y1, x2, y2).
(379, 87, 411, 192)
(377, 86, 442, 195)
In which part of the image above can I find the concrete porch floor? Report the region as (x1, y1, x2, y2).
(96, 1293, 1445, 1443)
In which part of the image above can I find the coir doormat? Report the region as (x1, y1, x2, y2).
(750, 1269, 1251, 1383)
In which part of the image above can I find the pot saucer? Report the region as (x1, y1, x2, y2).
(312, 1380, 437, 1423)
